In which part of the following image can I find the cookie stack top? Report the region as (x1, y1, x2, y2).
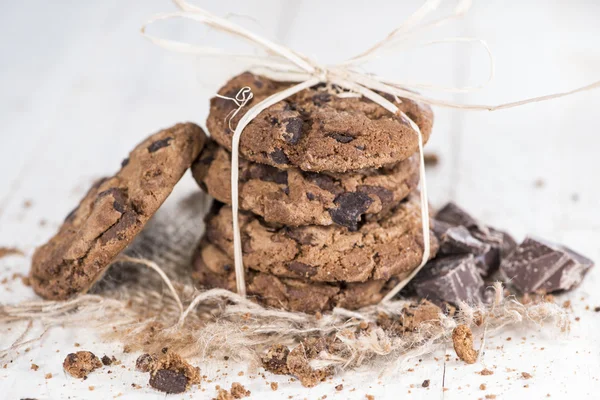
(192, 72, 438, 313)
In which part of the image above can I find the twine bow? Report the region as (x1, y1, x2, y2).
(142, 0, 600, 302)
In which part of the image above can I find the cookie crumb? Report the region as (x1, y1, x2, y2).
(230, 382, 250, 398)
(521, 372, 533, 379)
(480, 383, 486, 390)
(89, 386, 95, 391)
(335, 384, 344, 391)
(45, 373, 53, 379)
(479, 369, 494, 376)
(101, 355, 112, 366)
(424, 152, 440, 166)
(533, 178, 545, 188)
(143, 350, 200, 394)
(452, 325, 478, 364)
(31, 363, 39, 371)
(262, 344, 289, 375)
(422, 380, 430, 388)
(366, 395, 375, 400)
(270, 382, 278, 391)
(63, 351, 102, 379)
(135, 353, 156, 372)
(485, 395, 497, 399)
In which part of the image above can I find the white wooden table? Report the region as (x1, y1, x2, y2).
(1, 1, 599, 399)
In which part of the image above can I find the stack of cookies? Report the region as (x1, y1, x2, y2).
(191, 72, 439, 313)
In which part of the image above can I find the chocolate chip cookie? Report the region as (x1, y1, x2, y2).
(203, 193, 438, 283)
(207, 72, 434, 172)
(192, 141, 420, 228)
(30, 123, 207, 300)
(193, 242, 405, 313)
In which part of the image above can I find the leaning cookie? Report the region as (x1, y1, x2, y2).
(30, 123, 207, 300)
(207, 72, 434, 173)
(193, 242, 406, 313)
(192, 141, 420, 229)
(204, 194, 438, 283)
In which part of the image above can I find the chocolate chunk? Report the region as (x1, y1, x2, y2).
(149, 369, 188, 394)
(101, 355, 112, 366)
(303, 173, 341, 194)
(435, 202, 481, 230)
(269, 148, 290, 165)
(147, 137, 173, 153)
(282, 117, 304, 144)
(286, 261, 318, 278)
(357, 185, 394, 206)
(326, 132, 354, 143)
(306, 192, 315, 201)
(121, 158, 129, 167)
(440, 226, 491, 256)
(99, 211, 138, 244)
(244, 164, 288, 185)
(413, 255, 484, 305)
(499, 237, 593, 293)
(312, 92, 331, 105)
(98, 188, 127, 213)
(355, 145, 366, 151)
(329, 192, 373, 230)
(471, 228, 517, 276)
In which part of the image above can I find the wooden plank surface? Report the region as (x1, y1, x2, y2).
(1, 1, 599, 399)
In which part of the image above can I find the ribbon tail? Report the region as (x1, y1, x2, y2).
(230, 77, 322, 296)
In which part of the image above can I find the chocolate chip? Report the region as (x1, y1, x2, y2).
(121, 158, 129, 167)
(282, 117, 304, 144)
(286, 261, 318, 277)
(269, 148, 290, 165)
(355, 145, 366, 151)
(326, 132, 354, 143)
(412, 254, 484, 306)
(312, 92, 331, 105)
(329, 192, 374, 230)
(500, 237, 593, 294)
(244, 164, 288, 185)
(101, 355, 112, 366)
(149, 369, 188, 394)
(147, 137, 173, 153)
(306, 192, 315, 201)
(97, 188, 127, 213)
(64, 206, 79, 223)
(253, 79, 264, 88)
(303, 173, 342, 195)
(99, 211, 138, 244)
(357, 185, 394, 206)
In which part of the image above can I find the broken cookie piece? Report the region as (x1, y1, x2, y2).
(500, 237, 593, 293)
(138, 349, 201, 394)
(63, 351, 103, 379)
(452, 325, 478, 364)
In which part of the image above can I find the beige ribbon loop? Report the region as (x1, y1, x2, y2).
(144, 0, 600, 304)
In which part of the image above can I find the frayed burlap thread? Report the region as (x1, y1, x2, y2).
(0, 191, 569, 371)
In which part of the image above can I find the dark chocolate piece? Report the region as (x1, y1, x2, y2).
(435, 202, 482, 231)
(413, 254, 484, 305)
(440, 226, 491, 256)
(149, 369, 188, 394)
(499, 237, 593, 293)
